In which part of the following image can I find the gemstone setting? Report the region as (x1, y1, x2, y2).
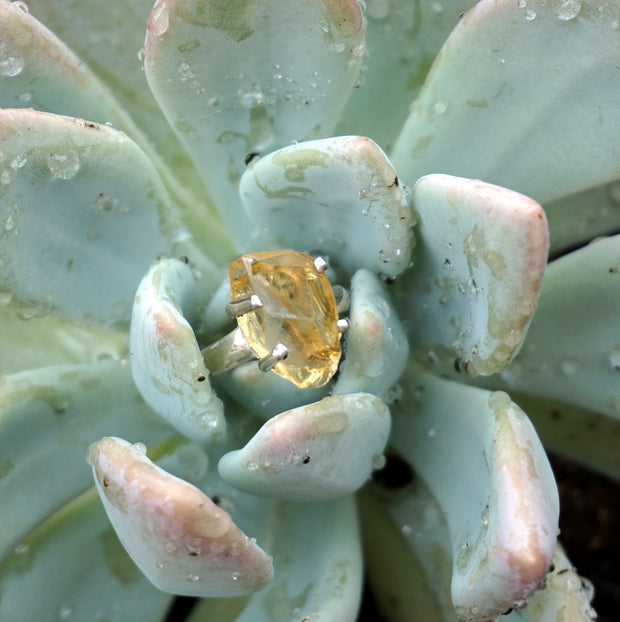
(229, 250, 341, 388)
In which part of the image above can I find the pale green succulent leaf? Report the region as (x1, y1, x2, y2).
(190, 496, 363, 622)
(89, 436, 274, 597)
(143, 0, 366, 243)
(363, 484, 596, 622)
(218, 393, 390, 501)
(544, 179, 620, 255)
(0, 488, 173, 622)
(359, 485, 454, 622)
(396, 174, 549, 376)
(498, 235, 620, 420)
(515, 394, 620, 481)
(23, 0, 209, 199)
(391, 0, 620, 205)
(130, 257, 226, 442)
(239, 136, 414, 278)
(334, 269, 409, 396)
(0, 360, 171, 562)
(0, 108, 176, 323)
(337, 0, 478, 152)
(0, 1, 144, 139)
(391, 370, 558, 620)
(508, 544, 597, 622)
(214, 360, 331, 420)
(0, 304, 128, 374)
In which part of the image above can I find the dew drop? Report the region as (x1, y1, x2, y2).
(0, 54, 24, 77)
(14, 543, 29, 554)
(96, 193, 115, 212)
(608, 347, 620, 371)
(155, 560, 164, 569)
(555, 0, 581, 20)
(525, 9, 537, 20)
(46, 151, 80, 180)
(560, 358, 581, 377)
(17, 91, 32, 102)
(133, 442, 147, 454)
(432, 99, 448, 115)
(372, 453, 387, 470)
(10, 154, 27, 169)
(58, 605, 72, 619)
(3, 214, 16, 231)
(187, 573, 200, 583)
(247, 461, 260, 472)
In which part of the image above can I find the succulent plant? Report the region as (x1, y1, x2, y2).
(1, 0, 619, 621)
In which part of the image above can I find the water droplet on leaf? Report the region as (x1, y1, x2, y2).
(46, 151, 80, 180)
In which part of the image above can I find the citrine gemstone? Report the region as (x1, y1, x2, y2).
(229, 250, 341, 388)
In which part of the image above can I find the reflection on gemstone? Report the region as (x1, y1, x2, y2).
(229, 250, 341, 388)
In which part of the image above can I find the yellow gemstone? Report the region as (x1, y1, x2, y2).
(229, 250, 341, 388)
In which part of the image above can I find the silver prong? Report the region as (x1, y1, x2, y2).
(337, 318, 350, 333)
(313, 256, 328, 273)
(258, 343, 289, 372)
(202, 327, 255, 375)
(226, 294, 262, 318)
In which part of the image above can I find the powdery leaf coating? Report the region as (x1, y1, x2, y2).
(130, 257, 225, 442)
(239, 136, 414, 278)
(88, 437, 273, 597)
(391, 373, 558, 620)
(400, 174, 549, 376)
(218, 393, 390, 501)
(144, 0, 366, 244)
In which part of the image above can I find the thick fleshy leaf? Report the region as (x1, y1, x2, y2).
(0, 490, 172, 622)
(0, 360, 171, 562)
(509, 544, 597, 622)
(89, 436, 274, 597)
(391, 0, 620, 205)
(514, 394, 620, 481)
(130, 257, 225, 442)
(545, 179, 620, 256)
(218, 393, 390, 501)
(499, 235, 620, 420)
(391, 370, 558, 619)
(0, 303, 128, 374)
(189, 496, 363, 622)
(337, 0, 478, 151)
(23, 0, 209, 196)
(239, 136, 414, 278)
(0, 1, 140, 135)
(144, 0, 366, 242)
(396, 174, 548, 376)
(334, 269, 409, 396)
(360, 485, 455, 622)
(0, 109, 174, 323)
(214, 358, 331, 420)
(362, 485, 596, 622)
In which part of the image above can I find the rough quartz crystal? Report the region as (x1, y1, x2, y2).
(229, 250, 341, 388)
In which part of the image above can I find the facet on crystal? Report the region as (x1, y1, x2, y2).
(229, 250, 341, 388)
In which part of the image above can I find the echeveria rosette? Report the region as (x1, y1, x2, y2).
(0, 1, 618, 621)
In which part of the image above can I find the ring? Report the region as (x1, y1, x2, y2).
(202, 250, 349, 389)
